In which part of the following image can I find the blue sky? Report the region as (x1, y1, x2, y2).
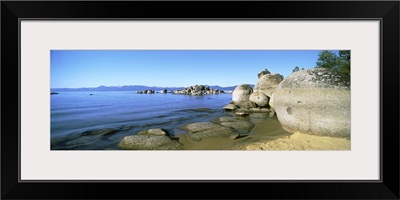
(51, 50, 336, 88)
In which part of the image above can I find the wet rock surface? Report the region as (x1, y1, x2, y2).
(213, 117, 255, 134)
(137, 128, 167, 136)
(81, 128, 118, 136)
(223, 104, 238, 110)
(181, 122, 237, 142)
(119, 135, 183, 150)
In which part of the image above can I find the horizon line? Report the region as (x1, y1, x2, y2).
(50, 83, 255, 89)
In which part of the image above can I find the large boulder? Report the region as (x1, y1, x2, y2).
(253, 73, 284, 97)
(269, 92, 275, 110)
(119, 135, 183, 150)
(273, 68, 350, 137)
(249, 91, 270, 107)
(232, 84, 253, 105)
(181, 122, 237, 142)
(257, 68, 271, 78)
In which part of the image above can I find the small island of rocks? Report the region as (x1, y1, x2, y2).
(136, 85, 226, 95)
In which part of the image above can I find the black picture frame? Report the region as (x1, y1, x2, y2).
(1, 1, 399, 199)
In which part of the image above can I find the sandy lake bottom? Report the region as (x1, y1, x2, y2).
(177, 113, 351, 151)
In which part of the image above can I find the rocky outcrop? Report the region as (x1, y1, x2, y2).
(136, 90, 156, 94)
(232, 84, 253, 105)
(223, 104, 238, 110)
(224, 70, 283, 118)
(253, 73, 284, 97)
(161, 89, 167, 94)
(273, 68, 350, 137)
(181, 122, 237, 141)
(137, 128, 167, 136)
(249, 91, 269, 108)
(223, 91, 272, 116)
(119, 135, 183, 150)
(119, 128, 183, 150)
(172, 85, 225, 95)
(257, 68, 271, 78)
(213, 117, 255, 134)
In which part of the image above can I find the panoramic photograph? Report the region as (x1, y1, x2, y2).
(50, 50, 351, 150)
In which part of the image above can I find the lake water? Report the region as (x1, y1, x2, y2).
(51, 91, 238, 150)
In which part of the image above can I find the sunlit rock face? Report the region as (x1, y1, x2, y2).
(249, 91, 269, 108)
(273, 68, 351, 138)
(253, 73, 284, 97)
(232, 84, 253, 105)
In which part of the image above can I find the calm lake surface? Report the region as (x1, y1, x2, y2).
(51, 91, 237, 150)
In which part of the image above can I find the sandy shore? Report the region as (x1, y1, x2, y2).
(239, 132, 351, 150)
(176, 113, 350, 150)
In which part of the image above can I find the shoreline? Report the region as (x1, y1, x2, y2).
(175, 114, 350, 150)
(238, 132, 351, 150)
(177, 131, 351, 151)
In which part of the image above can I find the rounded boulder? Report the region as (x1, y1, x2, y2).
(249, 91, 270, 108)
(273, 68, 350, 137)
(253, 73, 284, 97)
(232, 84, 253, 105)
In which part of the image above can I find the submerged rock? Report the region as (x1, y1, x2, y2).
(223, 104, 238, 111)
(81, 128, 118, 136)
(119, 125, 133, 131)
(229, 132, 240, 140)
(235, 111, 248, 117)
(181, 122, 237, 142)
(232, 84, 253, 105)
(119, 135, 183, 150)
(273, 68, 350, 137)
(214, 117, 255, 134)
(64, 135, 101, 148)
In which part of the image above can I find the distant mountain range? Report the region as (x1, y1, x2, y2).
(51, 84, 255, 92)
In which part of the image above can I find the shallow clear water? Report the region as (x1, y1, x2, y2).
(51, 91, 235, 150)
